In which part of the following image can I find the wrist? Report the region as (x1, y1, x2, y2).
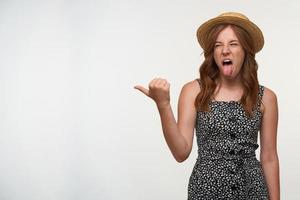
(156, 102, 171, 110)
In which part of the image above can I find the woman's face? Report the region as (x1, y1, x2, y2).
(213, 25, 245, 80)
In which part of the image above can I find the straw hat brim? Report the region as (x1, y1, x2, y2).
(197, 15, 264, 53)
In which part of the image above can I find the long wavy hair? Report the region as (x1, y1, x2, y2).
(195, 24, 260, 118)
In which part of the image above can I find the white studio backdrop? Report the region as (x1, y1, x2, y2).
(0, 0, 299, 199)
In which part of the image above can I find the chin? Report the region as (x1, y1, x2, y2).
(222, 73, 237, 79)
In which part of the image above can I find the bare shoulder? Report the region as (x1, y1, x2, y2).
(262, 86, 277, 104)
(178, 79, 201, 110)
(181, 79, 201, 96)
(261, 86, 278, 114)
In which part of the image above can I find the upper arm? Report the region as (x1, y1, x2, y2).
(260, 87, 279, 162)
(177, 80, 200, 156)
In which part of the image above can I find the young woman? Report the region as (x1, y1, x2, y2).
(134, 12, 280, 200)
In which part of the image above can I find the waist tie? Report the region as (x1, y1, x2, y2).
(197, 150, 256, 161)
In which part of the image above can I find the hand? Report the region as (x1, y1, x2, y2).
(134, 78, 170, 109)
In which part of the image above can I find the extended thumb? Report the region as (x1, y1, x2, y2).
(134, 85, 150, 96)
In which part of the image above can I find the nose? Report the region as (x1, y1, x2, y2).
(222, 45, 231, 55)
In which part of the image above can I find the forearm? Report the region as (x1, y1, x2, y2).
(157, 104, 188, 162)
(261, 156, 280, 200)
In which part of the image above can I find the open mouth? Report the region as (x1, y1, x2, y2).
(222, 59, 232, 66)
(222, 59, 234, 76)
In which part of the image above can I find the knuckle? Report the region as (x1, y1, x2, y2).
(149, 83, 154, 89)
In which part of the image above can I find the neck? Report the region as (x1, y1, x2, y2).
(217, 74, 243, 89)
(213, 75, 244, 101)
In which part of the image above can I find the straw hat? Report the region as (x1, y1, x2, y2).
(196, 12, 264, 53)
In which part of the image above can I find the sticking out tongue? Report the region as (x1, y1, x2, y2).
(224, 65, 233, 76)
(223, 60, 233, 76)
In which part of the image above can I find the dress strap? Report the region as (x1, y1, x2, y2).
(257, 85, 265, 109)
(195, 78, 201, 88)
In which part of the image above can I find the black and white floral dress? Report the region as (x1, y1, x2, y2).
(188, 79, 269, 199)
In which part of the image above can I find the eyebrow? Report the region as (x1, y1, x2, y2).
(215, 40, 239, 43)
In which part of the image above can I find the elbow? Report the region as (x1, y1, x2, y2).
(174, 152, 190, 163)
(173, 142, 192, 163)
(175, 157, 187, 163)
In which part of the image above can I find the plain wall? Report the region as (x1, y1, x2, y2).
(0, 0, 299, 199)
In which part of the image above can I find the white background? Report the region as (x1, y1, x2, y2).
(0, 0, 299, 199)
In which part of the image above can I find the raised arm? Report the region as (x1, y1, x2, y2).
(260, 87, 280, 200)
(134, 78, 199, 162)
